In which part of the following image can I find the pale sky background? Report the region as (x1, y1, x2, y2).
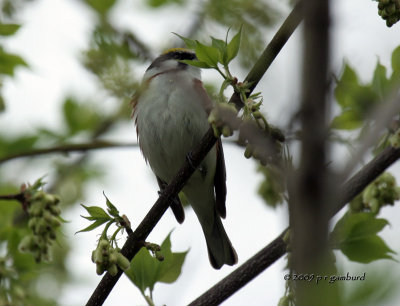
(1, 0, 400, 305)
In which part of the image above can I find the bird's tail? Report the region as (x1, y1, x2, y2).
(203, 209, 237, 269)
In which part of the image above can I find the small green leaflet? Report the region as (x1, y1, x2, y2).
(77, 204, 111, 233)
(174, 26, 242, 68)
(0, 23, 20, 36)
(226, 25, 242, 64)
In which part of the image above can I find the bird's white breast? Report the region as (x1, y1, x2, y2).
(136, 69, 213, 183)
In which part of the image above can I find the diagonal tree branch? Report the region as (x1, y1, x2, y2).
(86, 3, 303, 305)
(189, 145, 400, 306)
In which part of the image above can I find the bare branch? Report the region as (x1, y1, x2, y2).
(0, 141, 137, 164)
(0, 192, 24, 202)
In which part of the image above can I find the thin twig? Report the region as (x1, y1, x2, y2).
(85, 3, 303, 305)
(0, 141, 137, 164)
(0, 192, 24, 202)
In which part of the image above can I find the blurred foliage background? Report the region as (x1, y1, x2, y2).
(0, 0, 281, 304)
(1, 0, 400, 305)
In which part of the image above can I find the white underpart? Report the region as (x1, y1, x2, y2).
(136, 61, 216, 188)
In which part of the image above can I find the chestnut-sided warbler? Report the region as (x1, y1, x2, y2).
(132, 48, 237, 269)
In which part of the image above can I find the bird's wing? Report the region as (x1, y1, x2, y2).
(156, 176, 185, 224)
(193, 78, 227, 218)
(214, 138, 227, 218)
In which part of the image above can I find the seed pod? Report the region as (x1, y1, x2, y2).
(96, 264, 105, 275)
(99, 240, 109, 250)
(370, 198, 380, 214)
(19, 236, 34, 252)
(222, 126, 232, 137)
(116, 253, 131, 270)
(244, 145, 253, 159)
(386, 4, 396, 15)
(50, 216, 61, 228)
(253, 111, 262, 119)
(49, 205, 61, 216)
(32, 191, 45, 201)
(107, 264, 118, 276)
(109, 252, 118, 264)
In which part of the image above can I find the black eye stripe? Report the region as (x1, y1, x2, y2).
(147, 50, 197, 71)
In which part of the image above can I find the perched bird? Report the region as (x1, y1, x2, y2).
(132, 48, 237, 269)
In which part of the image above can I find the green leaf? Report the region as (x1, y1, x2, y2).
(226, 25, 242, 63)
(76, 219, 110, 233)
(341, 235, 395, 263)
(0, 23, 20, 36)
(331, 110, 363, 130)
(103, 192, 120, 217)
(211, 36, 227, 64)
(0, 47, 27, 75)
(0, 94, 5, 112)
(125, 246, 157, 294)
(391, 45, 400, 79)
(331, 213, 388, 245)
(125, 232, 188, 293)
(84, 0, 116, 15)
(62, 98, 102, 135)
(330, 212, 395, 263)
(194, 41, 220, 68)
(156, 232, 188, 283)
(332, 63, 378, 130)
(147, 0, 184, 8)
(81, 204, 110, 219)
(172, 33, 196, 50)
(179, 59, 212, 69)
(371, 60, 390, 100)
(0, 135, 38, 158)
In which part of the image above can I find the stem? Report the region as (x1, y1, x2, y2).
(0, 193, 24, 203)
(215, 66, 227, 80)
(141, 292, 155, 306)
(0, 141, 137, 164)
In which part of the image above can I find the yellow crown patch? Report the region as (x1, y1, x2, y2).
(162, 47, 193, 54)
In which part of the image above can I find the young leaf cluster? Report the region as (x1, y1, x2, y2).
(332, 46, 400, 138)
(78, 194, 131, 276)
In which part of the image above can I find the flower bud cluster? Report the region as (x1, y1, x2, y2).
(240, 119, 282, 166)
(377, 0, 400, 27)
(18, 191, 62, 262)
(350, 172, 400, 213)
(208, 103, 240, 138)
(91, 239, 130, 276)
